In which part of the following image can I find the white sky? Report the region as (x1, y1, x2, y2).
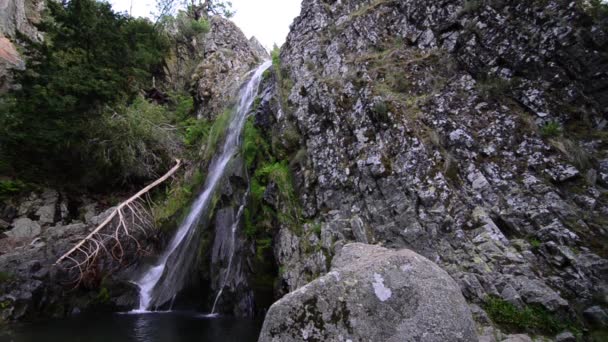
(107, 0, 302, 49)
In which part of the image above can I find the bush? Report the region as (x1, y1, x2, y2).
(90, 96, 180, 183)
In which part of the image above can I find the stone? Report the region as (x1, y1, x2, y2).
(259, 243, 477, 342)
(5, 218, 41, 239)
(35, 204, 55, 225)
(555, 331, 576, 342)
(501, 334, 533, 342)
(583, 306, 608, 327)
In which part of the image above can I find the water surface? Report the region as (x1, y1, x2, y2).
(1, 312, 262, 342)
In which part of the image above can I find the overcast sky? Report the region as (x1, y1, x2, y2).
(107, 0, 302, 49)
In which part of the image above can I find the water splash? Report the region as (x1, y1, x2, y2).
(133, 61, 272, 312)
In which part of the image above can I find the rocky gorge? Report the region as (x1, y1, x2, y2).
(1, 0, 608, 341)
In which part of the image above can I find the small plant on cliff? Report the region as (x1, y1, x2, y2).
(540, 121, 562, 138)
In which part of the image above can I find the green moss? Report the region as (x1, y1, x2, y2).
(153, 169, 204, 229)
(484, 296, 581, 335)
(204, 108, 234, 160)
(183, 118, 212, 147)
(529, 238, 541, 250)
(94, 287, 111, 304)
(243, 118, 272, 168)
(0, 272, 13, 284)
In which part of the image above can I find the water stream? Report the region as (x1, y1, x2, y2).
(133, 61, 272, 312)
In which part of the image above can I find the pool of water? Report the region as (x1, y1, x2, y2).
(0, 311, 263, 342)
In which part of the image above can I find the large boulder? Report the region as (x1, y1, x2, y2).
(259, 243, 477, 342)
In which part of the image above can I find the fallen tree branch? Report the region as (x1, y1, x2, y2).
(54, 159, 182, 287)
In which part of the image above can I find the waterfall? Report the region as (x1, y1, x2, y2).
(133, 61, 272, 312)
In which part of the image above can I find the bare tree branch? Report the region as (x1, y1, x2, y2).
(54, 159, 182, 287)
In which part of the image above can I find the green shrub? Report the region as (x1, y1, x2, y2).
(91, 96, 179, 182)
(0, 180, 28, 200)
(540, 121, 562, 138)
(484, 296, 580, 335)
(529, 238, 541, 249)
(169, 92, 195, 122)
(183, 118, 211, 147)
(271, 46, 281, 70)
(373, 101, 390, 119)
(243, 118, 271, 168)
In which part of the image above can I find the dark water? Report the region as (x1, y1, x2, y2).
(0, 311, 262, 342)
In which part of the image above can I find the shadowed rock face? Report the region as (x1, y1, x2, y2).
(259, 0, 608, 338)
(259, 243, 477, 342)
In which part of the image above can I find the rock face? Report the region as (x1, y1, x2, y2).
(0, 0, 44, 92)
(193, 16, 269, 119)
(256, 0, 608, 339)
(259, 243, 477, 342)
(0, 190, 136, 322)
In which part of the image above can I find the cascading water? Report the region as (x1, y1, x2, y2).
(133, 61, 272, 312)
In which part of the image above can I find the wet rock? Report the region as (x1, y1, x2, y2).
(259, 243, 477, 342)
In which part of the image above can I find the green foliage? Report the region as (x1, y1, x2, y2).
(484, 296, 580, 335)
(0, 180, 28, 200)
(529, 238, 541, 249)
(172, 11, 210, 40)
(243, 118, 271, 168)
(153, 169, 204, 228)
(0, 272, 13, 284)
(90, 96, 179, 183)
(256, 238, 272, 260)
(169, 92, 195, 122)
(0, 0, 171, 188)
(183, 118, 212, 147)
(540, 121, 562, 138)
(94, 287, 111, 304)
(584, 0, 608, 20)
(204, 108, 233, 159)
